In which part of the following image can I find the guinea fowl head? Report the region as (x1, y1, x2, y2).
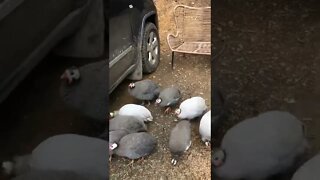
(212, 148, 226, 167)
(155, 98, 162, 105)
(109, 143, 118, 156)
(174, 108, 181, 116)
(109, 111, 119, 119)
(60, 67, 80, 85)
(128, 83, 135, 89)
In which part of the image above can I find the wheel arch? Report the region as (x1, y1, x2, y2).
(127, 11, 158, 80)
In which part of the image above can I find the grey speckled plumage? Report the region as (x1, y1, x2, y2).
(60, 60, 107, 123)
(109, 129, 130, 156)
(128, 79, 160, 101)
(109, 115, 147, 133)
(292, 153, 320, 180)
(199, 110, 211, 145)
(114, 132, 157, 159)
(109, 129, 130, 144)
(169, 120, 191, 165)
(156, 87, 181, 107)
(2, 134, 107, 179)
(213, 111, 308, 180)
(11, 169, 104, 180)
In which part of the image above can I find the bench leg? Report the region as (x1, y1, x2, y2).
(171, 51, 175, 70)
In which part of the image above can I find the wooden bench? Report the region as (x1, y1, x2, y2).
(167, 5, 211, 69)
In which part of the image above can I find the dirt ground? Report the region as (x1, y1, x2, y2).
(109, 0, 211, 179)
(213, 0, 320, 179)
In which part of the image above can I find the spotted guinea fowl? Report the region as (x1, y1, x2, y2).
(291, 153, 320, 180)
(169, 120, 191, 166)
(110, 132, 157, 160)
(199, 110, 211, 146)
(109, 129, 130, 145)
(213, 111, 308, 179)
(175, 96, 207, 120)
(110, 104, 153, 122)
(10, 169, 104, 180)
(108, 129, 130, 160)
(155, 87, 181, 113)
(60, 60, 107, 123)
(2, 134, 108, 179)
(109, 115, 147, 133)
(128, 79, 160, 105)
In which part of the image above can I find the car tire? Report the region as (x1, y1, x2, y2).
(141, 22, 160, 74)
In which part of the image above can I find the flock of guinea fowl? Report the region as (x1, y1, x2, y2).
(108, 79, 211, 166)
(109, 78, 320, 180)
(2, 60, 320, 179)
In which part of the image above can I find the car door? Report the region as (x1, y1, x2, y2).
(109, 0, 136, 92)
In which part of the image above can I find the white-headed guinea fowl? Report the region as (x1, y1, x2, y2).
(10, 169, 104, 180)
(213, 111, 309, 179)
(109, 115, 147, 133)
(155, 87, 181, 113)
(110, 104, 153, 122)
(169, 120, 191, 166)
(110, 132, 157, 160)
(128, 79, 160, 105)
(2, 134, 108, 179)
(60, 60, 107, 123)
(199, 110, 211, 146)
(175, 96, 207, 120)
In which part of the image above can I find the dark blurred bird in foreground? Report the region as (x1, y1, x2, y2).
(60, 60, 107, 123)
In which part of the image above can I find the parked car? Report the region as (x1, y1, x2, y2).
(108, 0, 160, 93)
(0, 0, 104, 103)
(0, 0, 160, 103)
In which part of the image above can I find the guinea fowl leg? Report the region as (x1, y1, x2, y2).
(127, 159, 135, 167)
(164, 107, 171, 114)
(136, 157, 145, 164)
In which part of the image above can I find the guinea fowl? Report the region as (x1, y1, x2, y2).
(109, 115, 147, 133)
(60, 60, 107, 123)
(10, 169, 104, 180)
(108, 129, 130, 161)
(111, 132, 157, 160)
(109, 129, 130, 145)
(175, 96, 207, 120)
(213, 111, 308, 179)
(128, 79, 160, 105)
(110, 104, 153, 122)
(292, 153, 320, 180)
(199, 110, 211, 146)
(155, 87, 181, 113)
(2, 134, 108, 179)
(169, 120, 191, 166)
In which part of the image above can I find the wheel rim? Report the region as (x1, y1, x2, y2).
(147, 31, 159, 65)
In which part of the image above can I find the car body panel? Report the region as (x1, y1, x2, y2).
(108, 0, 158, 94)
(0, 0, 91, 103)
(109, 0, 136, 92)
